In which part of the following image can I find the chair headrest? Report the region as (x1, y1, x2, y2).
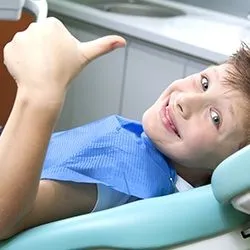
(211, 145, 250, 204)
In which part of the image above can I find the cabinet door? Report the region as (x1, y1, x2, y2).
(55, 19, 126, 129)
(0, 11, 34, 127)
(73, 28, 126, 126)
(121, 41, 186, 121)
(55, 24, 78, 131)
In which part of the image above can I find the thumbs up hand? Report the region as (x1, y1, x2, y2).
(4, 17, 126, 102)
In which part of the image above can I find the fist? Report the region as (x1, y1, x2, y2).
(4, 17, 126, 98)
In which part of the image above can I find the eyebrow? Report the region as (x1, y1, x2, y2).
(228, 104, 235, 117)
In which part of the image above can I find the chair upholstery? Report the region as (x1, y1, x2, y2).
(212, 145, 250, 204)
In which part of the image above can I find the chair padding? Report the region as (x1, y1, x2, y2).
(212, 145, 250, 203)
(0, 186, 248, 250)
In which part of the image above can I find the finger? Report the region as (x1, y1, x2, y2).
(78, 35, 126, 64)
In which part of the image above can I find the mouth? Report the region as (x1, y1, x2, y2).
(160, 100, 181, 138)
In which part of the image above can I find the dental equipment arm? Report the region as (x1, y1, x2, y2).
(0, 0, 47, 21)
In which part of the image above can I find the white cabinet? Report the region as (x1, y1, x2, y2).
(71, 28, 126, 127)
(121, 40, 186, 121)
(55, 18, 126, 130)
(55, 24, 78, 131)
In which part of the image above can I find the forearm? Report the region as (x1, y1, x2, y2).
(0, 88, 65, 232)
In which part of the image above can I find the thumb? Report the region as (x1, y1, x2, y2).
(78, 35, 126, 65)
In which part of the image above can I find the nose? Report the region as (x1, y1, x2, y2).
(175, 92, 207, 119)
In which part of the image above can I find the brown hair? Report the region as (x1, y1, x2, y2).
(225, 42, 250, 147)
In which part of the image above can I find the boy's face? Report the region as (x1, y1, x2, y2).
(142, 64, 245, 170)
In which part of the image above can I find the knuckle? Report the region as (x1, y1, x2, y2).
(47, 17, 62, 26)
(28, 22, 37, 30)
(3, 42, 11, 57)
(12, 31, 24, 42)
(45, 17, 68, 36)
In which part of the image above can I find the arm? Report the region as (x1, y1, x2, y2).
(0, 88, 64, 236)
(0, 17, 126, 238)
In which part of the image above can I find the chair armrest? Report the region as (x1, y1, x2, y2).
(0, 185, 248, 250)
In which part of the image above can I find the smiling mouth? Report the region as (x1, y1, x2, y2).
(160, 102, 180, 138)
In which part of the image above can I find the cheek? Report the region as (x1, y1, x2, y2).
(171, 141, 217, 169)
(142, 106, 156, 135)
(185, 128, 216, 152)
(143, 105, 167, 144)
(178, 126, 219, 165)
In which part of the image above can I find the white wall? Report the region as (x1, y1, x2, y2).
(168, 0, 250, 19)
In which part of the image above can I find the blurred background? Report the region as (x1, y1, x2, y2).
(169, 0, 250, 18)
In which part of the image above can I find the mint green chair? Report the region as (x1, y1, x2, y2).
(0, 145, 249, 250)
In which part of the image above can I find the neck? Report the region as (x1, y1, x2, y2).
(171, 161, 213, 187)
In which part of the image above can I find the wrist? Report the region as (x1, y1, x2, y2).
(16, 86, 66, 111)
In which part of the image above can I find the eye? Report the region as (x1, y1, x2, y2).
(210, 109, 221, 128)
(201, 76, 209, 91)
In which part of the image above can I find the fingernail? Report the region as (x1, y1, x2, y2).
(112, 42, 125, 49)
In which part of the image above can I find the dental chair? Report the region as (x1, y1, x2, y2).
(0, 144, 249, 250)
(0, 1, 249, 249)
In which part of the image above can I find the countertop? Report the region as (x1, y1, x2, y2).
(47, 0, 250, 63)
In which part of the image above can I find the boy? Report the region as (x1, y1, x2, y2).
(0, 17, 249, 239)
